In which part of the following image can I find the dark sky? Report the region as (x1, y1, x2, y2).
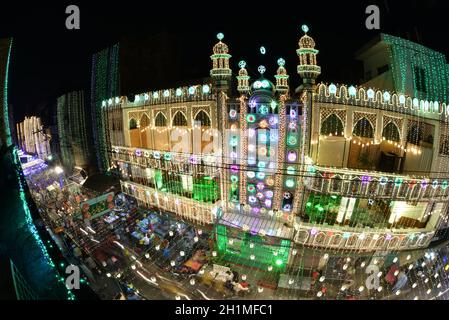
(1, 0, 448, 122)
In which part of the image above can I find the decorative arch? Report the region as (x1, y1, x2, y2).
(154, 112, 167, 127)
(321, 113, 344, 136)
(172, 111, 188, 126)
(353, 117, 374, 138)
(139, 113, 150, 149)
(194, 110, 211, 127)
(140, 113, 150, 127)
(129, 118, 138, 130)
(382, 122, 401, 142)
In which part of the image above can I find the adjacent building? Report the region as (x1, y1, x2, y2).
(57, 90, 94, 173)
(16, 116, 51, 160)
(91, 33, 187, 173)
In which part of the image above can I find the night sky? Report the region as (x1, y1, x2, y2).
(1, 0, 448, 122)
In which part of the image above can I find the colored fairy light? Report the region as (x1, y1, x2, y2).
(176, 88, 182, 96)
(269, 116, 278, 126)
(310, 228, 318, 235)
(230, 165, 239, 173)
(259, 104, 269, 115)
(259, 119, 269, 129)
(421, 180, 428, 189)
(394, 177, 403, 187)
(163, 90, 170, 97)
(287, 151, 297, 162)
(301, 24, 309, 33)
(265, 190, 274, 198)
(246, 114, 256, 123)
(348, 86, 357, 96)
(361, 175, 371, 184)
(256, 172, 266, 180)
(238, 60, 246, 68)
(285, 179, 295, 188)
(202, 84, 210, 94)
(247, 171, 255, 178)
(287, 135, 297, 146)
(229, 109, 237, 118)
(188, 86, 196, 95)
(260, 46, 266, 55)
(258, 65, 266, 75)
(189, 155, 198, 164)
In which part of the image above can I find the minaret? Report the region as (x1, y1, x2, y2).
(296, 24, 321, 89)
(275, 58, 289, 95)
(236, 60, 250, 94)
(210, 32, 232, 94)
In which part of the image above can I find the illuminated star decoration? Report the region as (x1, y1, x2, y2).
(217, 32, 224, 41)
(301, 24, 309, 34)
(260, 46, 266, 55)
(258, 65, 266, 75)
(238, 60, 246, 69)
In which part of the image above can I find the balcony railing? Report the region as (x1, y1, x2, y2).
(303, 165, 449, 202)
(121, 181, 217, 226)
(293, 221, 434, 251)
(111, 145, 220, 176)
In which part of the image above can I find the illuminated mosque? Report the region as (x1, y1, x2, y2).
(101, 25, 449, 269)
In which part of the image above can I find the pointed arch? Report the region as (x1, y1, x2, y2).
(140, 113, 150, 127)
(353, 117, 374, 138)
(139, 113, 150, 149)
(382, 122, 401, 142)
(321, 114, 344, 136)
(172, 111, 188, 126)
(194, 110, 211, 127)
(154, 112, 167, 127)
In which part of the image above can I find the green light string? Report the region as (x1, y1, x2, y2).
(383, 34, 449, 102)
(1, 39, 74, 300)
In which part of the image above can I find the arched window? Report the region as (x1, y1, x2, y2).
(140, 114, 150, 127)
(155, 112, 167, 127)
(353, 117, 374, 138)
(382, 122, 400, 142)
(172, 111, 188, 126)
(129, 118, 137, 130)
(321, 114, 344, 136)
(194, 110, 211, 127)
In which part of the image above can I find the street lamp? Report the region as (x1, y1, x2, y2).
(54, 166, 64, 175)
